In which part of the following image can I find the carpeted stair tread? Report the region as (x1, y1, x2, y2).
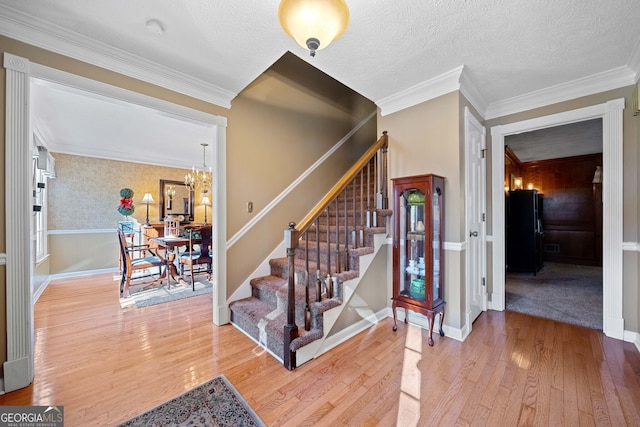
(229, 189, 391, 364)
(230, 295, 343, 359)
(229, 297, 287, 358)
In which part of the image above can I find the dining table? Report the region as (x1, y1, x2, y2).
(149, 235, 202, 286)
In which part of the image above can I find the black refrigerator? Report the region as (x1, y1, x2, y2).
(506, 189, 544, 274)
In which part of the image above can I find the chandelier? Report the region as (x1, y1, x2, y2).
(185, 143, 212, 194)
(278, 0, 350, 57)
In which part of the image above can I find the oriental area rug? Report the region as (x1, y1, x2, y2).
(120, 277, 212, 308)
(117, 375, 266, 427)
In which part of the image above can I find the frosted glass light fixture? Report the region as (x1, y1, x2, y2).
(278, 0, 350, 57)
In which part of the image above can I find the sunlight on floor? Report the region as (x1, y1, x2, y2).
(397, 324, 422, 426)
(510, 348, 532, 369)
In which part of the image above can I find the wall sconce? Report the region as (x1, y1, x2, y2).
(166, 185, 176, 210)
(514, 177, 523, 190)
(592, 166, 603, 184)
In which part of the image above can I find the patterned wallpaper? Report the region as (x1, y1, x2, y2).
(48, 154, 193, 230)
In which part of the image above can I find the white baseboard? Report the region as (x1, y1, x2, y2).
(32, 277, 52, 303)
(33, 268, 119, 304)
(49, 267, 118, 280)
(319, 308, 389, 356)
(624, 330, 640, 353)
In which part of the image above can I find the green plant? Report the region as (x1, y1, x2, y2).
(118, 188, 135, 216)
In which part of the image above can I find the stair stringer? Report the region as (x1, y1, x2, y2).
(295, 231, 389, 365)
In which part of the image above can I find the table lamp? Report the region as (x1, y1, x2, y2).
(201, 195, 212, 225)
(141, 193, 155, 226)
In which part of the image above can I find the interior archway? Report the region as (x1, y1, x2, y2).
(3, 53, 228, 392)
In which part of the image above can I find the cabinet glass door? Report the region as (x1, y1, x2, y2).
(432, 188, 443, 304)
(401, 188, 426, 303)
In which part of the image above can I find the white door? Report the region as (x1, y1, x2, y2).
(465, 107, 487, 324)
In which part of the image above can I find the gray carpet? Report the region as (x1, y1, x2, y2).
(506, 262, 603, 330)
(121, 277, 212, 308)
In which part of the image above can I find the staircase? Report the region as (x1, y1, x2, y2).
(229, 132, 390, 369)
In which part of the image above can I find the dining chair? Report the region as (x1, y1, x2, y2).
(117, 229, 165, 298)
(179, 225, 212, 290)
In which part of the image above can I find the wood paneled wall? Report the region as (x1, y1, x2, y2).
(520, 153, 603, 266)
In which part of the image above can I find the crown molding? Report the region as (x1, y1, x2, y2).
(627, 38, 640, 83)
(374, 65, 486, 119)
(485, 66, 636, 120)
(377, 54, 638, 121)
(0, 3, 235, 108)
(376, 65, 466, 116)
(459, 68, 488, 119)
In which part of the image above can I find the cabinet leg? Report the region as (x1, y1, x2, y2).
(427, 312, 435, 346)
(439, 310, 445, 337)
(392, 302, 398, 331)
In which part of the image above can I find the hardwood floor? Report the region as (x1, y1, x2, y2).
(1, 273, 639, 426)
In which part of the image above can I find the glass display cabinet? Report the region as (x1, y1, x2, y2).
(391, 174, 446, 346)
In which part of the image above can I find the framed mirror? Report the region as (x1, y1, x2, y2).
(159, 179, 193, 222)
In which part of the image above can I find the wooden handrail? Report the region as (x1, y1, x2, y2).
(283, 131, 389, 370)
(296, 131, 388, 233)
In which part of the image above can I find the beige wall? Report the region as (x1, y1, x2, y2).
(377, 91, 467, 330)
(485, 86, 640, 333)
(0, 36, 377, 371)
(49, 232, 117, 274)
(225, 56, 376, 294)
(376, 86, 640, 335)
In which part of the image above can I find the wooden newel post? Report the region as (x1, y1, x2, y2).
(283, 222, 299, 370)
(380, 131, 389, 210)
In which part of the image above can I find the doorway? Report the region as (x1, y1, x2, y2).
(503, 120, 604, 330)
(490, 99, 625, 340)
(3, 53, 228, 392)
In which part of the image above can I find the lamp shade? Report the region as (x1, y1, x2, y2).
(278, 0, 349, 56)
(141, 193, 155, 204)
(200, 195, 212, 207)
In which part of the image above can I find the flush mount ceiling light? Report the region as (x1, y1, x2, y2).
(278, 0, 350, 57)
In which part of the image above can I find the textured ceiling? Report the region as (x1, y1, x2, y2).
(505, 119, 602, 163)
(0, 0, 638, 165)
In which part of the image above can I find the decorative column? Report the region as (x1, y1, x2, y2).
(602, 98, 625, 339)
(3, 53, 34, 392)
